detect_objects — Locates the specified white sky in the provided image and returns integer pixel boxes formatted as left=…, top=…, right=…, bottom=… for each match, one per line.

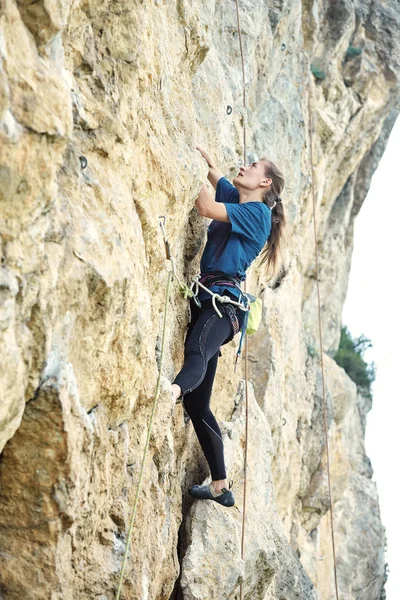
left=342, top=115, right=400, bottom=598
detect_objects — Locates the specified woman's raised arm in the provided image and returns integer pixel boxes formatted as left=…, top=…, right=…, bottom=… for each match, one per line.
left=196, top=145, right=224, bottom=190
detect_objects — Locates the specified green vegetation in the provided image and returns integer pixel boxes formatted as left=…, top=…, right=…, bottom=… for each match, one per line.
left=310, top=64, right=326, bottom=81
left=334, top=326, right=376, bottom=398
left=345, top=45, right=362, bottom=60
left=306, top=343, right=319, bottom=359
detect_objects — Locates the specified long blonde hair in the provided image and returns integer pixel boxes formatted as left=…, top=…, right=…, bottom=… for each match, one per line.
left=258, top=157, right=286, bottom=279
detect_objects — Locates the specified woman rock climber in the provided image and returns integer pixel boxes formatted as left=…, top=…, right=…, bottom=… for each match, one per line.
left=170, top=145, right=286, bottom=507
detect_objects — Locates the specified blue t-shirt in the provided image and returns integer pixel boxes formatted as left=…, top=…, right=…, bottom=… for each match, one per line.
left=198, top=176, right=271, bottom=301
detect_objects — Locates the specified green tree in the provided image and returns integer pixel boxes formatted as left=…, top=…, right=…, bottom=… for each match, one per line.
left=334, top=326, right=376, bottom=398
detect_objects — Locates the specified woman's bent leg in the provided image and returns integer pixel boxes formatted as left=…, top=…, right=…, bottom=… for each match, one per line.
left=172, top=307, right=232, bottom=396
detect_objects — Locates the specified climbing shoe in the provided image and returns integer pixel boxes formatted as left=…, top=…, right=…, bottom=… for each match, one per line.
left=188, top=479, right=235, bottom=507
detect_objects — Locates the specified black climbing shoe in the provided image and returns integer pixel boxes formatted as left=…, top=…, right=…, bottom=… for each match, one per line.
left=188, top=479, right=235, bottom=507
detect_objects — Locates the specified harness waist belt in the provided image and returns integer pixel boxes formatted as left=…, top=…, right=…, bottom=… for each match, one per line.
left=199, top=272, right=242, bottom=292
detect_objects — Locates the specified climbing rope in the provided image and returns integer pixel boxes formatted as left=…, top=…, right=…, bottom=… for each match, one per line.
left=234, top=2, right=339, bottom=599
left=233, top=3, right=249, bottom=600
left=114, top=220, right=176, bottom=600
left=306, top=64, right=340, bottom=600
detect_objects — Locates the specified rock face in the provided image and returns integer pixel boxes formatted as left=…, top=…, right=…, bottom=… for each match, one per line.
left=0, top=0, right=398, bottom=599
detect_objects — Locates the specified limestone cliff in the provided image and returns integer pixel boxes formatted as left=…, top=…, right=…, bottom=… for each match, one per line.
left=0, top=0, right=398, bottom=599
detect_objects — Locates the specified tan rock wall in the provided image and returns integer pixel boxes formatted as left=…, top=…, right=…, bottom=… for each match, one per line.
left=0, top=0, right=398, bottom=598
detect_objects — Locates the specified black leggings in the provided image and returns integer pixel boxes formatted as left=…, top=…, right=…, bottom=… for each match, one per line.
left=172, top=291, right=245, bottom=480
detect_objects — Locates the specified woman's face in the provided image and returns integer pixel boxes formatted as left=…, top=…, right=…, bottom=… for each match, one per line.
left=232, top=161, right=271, bottom=191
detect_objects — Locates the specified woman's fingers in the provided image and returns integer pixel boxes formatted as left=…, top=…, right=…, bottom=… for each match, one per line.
left=196, top=144, right=206, bottom=156
left=196, top=145, right=212, bottom=166
left=196, top=145, right=215, bottom=169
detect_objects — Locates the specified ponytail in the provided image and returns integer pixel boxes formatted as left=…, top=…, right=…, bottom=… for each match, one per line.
left=258, top=157, right=286, bottom=280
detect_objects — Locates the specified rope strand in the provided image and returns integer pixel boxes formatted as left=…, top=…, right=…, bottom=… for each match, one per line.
left=234, top=1, right=339, bottom=598
left=234, top=3, right=249, bottom=599
left=115, top=263, right=173, bottom=599
left=306, top=65, right=340, bottom=600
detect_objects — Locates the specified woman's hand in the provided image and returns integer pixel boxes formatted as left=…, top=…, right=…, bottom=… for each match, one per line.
left=195, top=182, right=213, bottom=215
left=196, top=145, right=224, bottom=190
left=196, top=145, right=215, bottom=168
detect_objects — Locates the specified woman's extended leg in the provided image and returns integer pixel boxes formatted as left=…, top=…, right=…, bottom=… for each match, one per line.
left=172, top=302, right=234, bottom=490
left=181, top=348, right=227, bottom=482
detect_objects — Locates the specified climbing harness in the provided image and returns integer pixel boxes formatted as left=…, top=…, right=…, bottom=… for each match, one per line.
left=190, top=272, right=247, bottom=316
left=191, top=273, right=262, bottom=336
left=188, top=272, right=263, bottom=370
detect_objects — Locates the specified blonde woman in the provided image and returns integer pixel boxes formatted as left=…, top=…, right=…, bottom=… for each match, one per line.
left=171, top=146, right=286, bottom=506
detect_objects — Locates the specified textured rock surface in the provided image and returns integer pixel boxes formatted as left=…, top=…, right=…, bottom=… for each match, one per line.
left=0, top=0, right=398, bottom=598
